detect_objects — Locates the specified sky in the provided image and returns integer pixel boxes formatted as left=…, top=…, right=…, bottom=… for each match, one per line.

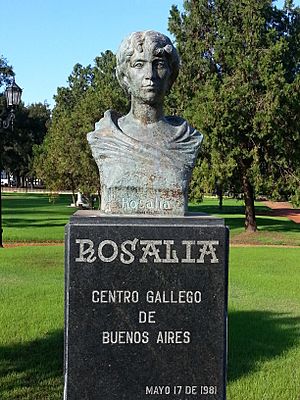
left=0, top=0, right=297, bottom=109
left=0, top=0, right=183, bottom=108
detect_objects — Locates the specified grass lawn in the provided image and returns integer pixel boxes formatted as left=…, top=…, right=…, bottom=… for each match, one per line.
left=190, top=198, right=300, bottom=246
left=2, top=193, right=75, bottom=242
left=2, top=193, right=300, bottom=246
left=227, top=247, right=300, bottom=399
left=0, top=246, right=299, bottom=399
left=0, top=246, right=64, bottom=400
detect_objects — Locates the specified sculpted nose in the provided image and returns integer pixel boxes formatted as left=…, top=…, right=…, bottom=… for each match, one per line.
left=144, top=63, right=155, bottom=80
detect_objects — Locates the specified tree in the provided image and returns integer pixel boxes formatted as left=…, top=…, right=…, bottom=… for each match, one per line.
left=0, top=56, right=14, bottom=135
left=1, top=57, right=15, bottom=184
left=2, top=102, right=51, bottom=186
left=34, top=51, right=129, bottom=205
left=168, top=0, right=300, bottom=231
left=0, top=56, right=13, bottom=88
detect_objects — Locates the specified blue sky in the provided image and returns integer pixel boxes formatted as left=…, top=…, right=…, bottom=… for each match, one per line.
left=0, top=0, right=183, bottom=108
left=0, top=0, right=297, bottom=108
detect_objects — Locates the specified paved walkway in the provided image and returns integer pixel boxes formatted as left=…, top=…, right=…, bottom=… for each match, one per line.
left=262, top=201, right=300, bottom=224
left=3, top=242, right=63, bottom=247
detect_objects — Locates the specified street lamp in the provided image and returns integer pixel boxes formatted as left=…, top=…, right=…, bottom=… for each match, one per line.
left=0, top=79, right=22, bottom=129
left=0, top=78, right=22, bottom=247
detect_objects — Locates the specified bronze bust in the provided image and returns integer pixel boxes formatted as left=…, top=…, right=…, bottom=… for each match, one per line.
left=87, top=31, right=202, bottom=215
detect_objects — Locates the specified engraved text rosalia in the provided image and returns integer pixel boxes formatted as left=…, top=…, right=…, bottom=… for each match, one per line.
left=74, top=238, right=220, bottom=264
left=121, top=197, right=171, bottom=211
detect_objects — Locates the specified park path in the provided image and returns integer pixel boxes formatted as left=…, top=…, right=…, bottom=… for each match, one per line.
left=262, top=200, right=300, bottom=224
left=3, top=242, right=63, bottom=247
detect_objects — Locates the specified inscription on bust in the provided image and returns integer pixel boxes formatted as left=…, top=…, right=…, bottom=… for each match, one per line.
left=122, top=197, right=171, bottom=212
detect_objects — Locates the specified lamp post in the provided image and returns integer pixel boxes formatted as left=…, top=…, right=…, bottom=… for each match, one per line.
left=0, top=78, right=22, bottom=247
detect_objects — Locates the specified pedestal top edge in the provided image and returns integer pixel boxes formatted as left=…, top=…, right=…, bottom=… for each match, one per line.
left=68, top=210, right=225, bottom=226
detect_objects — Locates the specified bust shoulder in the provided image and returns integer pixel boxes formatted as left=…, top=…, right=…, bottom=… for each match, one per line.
left=92, top=110, right=121, bottom=134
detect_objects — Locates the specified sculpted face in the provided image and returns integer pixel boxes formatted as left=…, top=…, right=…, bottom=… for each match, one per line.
left=124, top=44, right=171, bottom=105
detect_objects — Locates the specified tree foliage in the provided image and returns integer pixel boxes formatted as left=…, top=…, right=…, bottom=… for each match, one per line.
left=0, top=56, right=13, bottom=88
left=2, top=102, right=50, bottom=186
left=168, top=0, right=300, bottom=231
left=1, top=57, right=50, bottom=186
left=0, top=56, right=14, bottom=134
left=34, top=51, right=129, bottom=205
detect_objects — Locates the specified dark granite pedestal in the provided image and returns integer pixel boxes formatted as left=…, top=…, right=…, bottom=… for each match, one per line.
left=64, top=212, right=229, bottom=400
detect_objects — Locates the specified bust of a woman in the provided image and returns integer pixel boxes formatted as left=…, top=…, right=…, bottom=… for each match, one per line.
left=87, top=30, right=202, bottom=215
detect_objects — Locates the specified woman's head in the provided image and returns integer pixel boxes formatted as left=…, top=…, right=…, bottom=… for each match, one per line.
left=116, top=30, right=180, bottom=96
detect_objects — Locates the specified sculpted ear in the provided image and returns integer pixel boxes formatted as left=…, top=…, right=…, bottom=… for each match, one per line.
left=123, top=75, right=129, bottom=85
left=123, top=75, right=131, bottom=94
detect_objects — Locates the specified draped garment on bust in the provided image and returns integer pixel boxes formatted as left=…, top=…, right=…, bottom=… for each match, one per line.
left=87, top=110, right=203, bottom=215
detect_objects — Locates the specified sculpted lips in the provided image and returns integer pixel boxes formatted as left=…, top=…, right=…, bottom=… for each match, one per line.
left=142, top=85, right=157, bottom=89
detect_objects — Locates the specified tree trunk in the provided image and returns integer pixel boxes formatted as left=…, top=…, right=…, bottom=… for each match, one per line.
left=16, top=174, right=21, bottom=188
left=217, top=183, right=223, bottom=210
left=71, top=190, right=76, bottom=206
left=242, top=175, right=257, bottom=232
left=97, top=189, right=101, bottom=210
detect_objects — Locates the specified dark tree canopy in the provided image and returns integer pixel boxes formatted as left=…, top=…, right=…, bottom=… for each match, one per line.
left=168, top=0, right=300, bottom=231
left=0, top=56, right=14, bottom=88
left=0, top=56, right=14, bottom=128
left=2, top=102, right=51, bottom=186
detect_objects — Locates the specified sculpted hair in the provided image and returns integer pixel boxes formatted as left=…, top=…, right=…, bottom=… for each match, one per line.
left=116, top=30, right=180, bottom=94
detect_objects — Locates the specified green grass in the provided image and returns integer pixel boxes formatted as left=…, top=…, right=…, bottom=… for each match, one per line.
left=190, top=197, right=300, bottom=246
left=2, top=193, right=300, bottom=245
left=228, top=247, right=300, bottom=400
left=3, top=193, right=299, bottom=245
left=0, top=246, right=64, bottom=400
left=0, top=246, right=299, bottom=399
left=2, top=193, right=75, bottom=242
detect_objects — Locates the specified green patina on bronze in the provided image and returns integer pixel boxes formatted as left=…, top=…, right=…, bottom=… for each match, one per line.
left=88, top=31, right=202, bottom=215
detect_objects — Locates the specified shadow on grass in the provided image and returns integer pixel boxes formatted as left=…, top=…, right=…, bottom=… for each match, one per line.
left=2, top=208, right=75, bottom=215
left=225, top=216, right=299, bottom=233
left=228, top=310, right=299, bottom=382
left=189, top=203, right=268, bottom=215
left=3, top=217, right=71, bottom=228
left=0, top=330, right=63, bottom=399
left=189, top=204, right=299, bottom=232
left=1, top=312, right=298, bottom=397
left=2, top=194, right=72, bottom=210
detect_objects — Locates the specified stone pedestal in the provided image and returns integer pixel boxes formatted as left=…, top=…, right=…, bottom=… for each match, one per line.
left=64, top=212, right=229, bottom=400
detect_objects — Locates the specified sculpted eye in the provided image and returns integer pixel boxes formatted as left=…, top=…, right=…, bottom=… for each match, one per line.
left=133, top=61, right=144, bottom=68
left=156, top=60, right=167, bottom=69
